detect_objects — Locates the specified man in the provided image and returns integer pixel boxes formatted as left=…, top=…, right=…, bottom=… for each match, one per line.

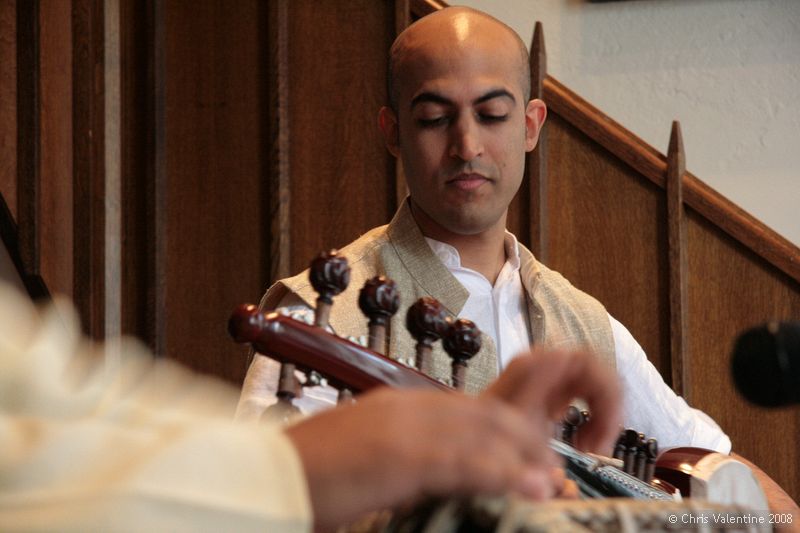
left=237, top=6, right=797, bottom=517
left=238, top=6, right=723, bottom=452
left=0, top=282, right=621, bottom=531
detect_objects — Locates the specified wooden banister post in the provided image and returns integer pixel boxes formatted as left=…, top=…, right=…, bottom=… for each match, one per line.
left=528, top=21, right=548, bottom=261
left=16, top=0, right=40, bottom=281
left=72, top=0, right=107, bottom=341
left=667, top=121, right=689, bottom=399
left=268, top=0, right=291, bottom=283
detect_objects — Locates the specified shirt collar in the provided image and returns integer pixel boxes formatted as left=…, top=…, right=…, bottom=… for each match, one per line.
left=425, top=232, right=521, bottom=272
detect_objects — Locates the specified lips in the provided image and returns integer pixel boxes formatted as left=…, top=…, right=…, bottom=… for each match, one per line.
left=446, top=173, right=490, bottom=191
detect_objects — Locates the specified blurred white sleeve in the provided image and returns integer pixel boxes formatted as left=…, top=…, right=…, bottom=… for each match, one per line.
left=0, top=284, right=312, bottom=533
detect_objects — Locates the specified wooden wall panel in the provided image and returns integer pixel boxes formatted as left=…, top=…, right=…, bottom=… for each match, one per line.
left=0, top=0, right=16, bottom=214
left=114, top=0, right=401, bottom=384
left=160, top=0, right=267, bottom=382
left=38, top=0, right=74, bottom=301
left=686, top=207, right=800, bottom=502
left=287, top=0, right=396, bottom=274
left=542, top=113, right=670, bottom=377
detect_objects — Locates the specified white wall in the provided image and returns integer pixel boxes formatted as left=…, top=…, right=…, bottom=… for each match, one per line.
left=462, top=0, right=800, bottom=246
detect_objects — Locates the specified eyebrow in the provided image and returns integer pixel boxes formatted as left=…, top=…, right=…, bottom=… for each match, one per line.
left=410, top=89, right=516, bottom=110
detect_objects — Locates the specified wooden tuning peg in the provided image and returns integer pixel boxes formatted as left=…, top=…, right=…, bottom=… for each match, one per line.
left=310, top=250, right=352, bottom=401
left=309, top=249, right=350, bottom=328
left=644, top=438, right=658, bottom=483
left=623, top=428, right=639, bottom=474
left=562, top=407, right=591, bottom=447
left=635, top=433, right=649, bottom=480
left=261, top=363, right=302, bottom=424
left=228, top=304, right=302, bottom=423
left=405, top=297, right=448, bottom=375
left=613, top=430, right=626, bottom=461
left=442, top=318, right=481, bottom=391
left=338, top=388, right=356, bottom=406
left=266, top=250, right=349, bottom=420
left=561, top=405, right=582, bottom=445
left=358, top=276, right=400, bottom=353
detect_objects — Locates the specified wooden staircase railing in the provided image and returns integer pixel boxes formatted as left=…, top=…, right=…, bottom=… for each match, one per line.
left=542, top=75, right=800, bottom=283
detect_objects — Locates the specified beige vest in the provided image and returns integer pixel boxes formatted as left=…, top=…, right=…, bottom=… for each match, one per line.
left=261, top=202, right=615, bottom=394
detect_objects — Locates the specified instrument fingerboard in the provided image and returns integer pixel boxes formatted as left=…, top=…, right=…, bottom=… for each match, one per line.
left=551, top=440, right=674, bottom=501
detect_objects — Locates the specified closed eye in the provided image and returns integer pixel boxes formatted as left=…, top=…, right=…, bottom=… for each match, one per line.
left=417, top=116, right=449, bottom=127
left=479, top=114, right=508, bottom=123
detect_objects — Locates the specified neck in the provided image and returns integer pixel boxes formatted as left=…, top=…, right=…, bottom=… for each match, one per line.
left=409, top=201, right=508, bottom=285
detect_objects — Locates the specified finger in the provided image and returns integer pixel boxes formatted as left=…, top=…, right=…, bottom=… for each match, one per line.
left=559, top=478, right=581, bottom=500
left=547, top=467, right=580, bottom=500
left=516, top=467, right=555, bottom=501
left=484, top=350, right=622, bottom=454
left=551, top=354, right=621, bottom=454
left=548, top=465, right=566, bottom=496
left=529, top=351, right=622, bottom=453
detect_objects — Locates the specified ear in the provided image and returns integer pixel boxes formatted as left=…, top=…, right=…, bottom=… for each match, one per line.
left=524, top=99, right=547, bottom=152
left=378, top=106, right=401, bottom=158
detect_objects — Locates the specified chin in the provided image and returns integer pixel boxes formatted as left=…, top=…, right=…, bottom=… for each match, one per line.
left=440, top=213, right=496, bottom=236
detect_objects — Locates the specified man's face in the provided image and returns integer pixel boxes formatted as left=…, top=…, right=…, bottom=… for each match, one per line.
left=381, top=33, right=544, bottom=237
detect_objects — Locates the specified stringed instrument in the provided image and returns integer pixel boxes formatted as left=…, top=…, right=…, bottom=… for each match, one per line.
left=231, top=306, right=672, bottom=501
left=229, top=251, right=769, bottom=531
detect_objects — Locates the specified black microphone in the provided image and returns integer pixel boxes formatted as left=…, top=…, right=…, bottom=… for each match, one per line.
left=731, top=321, right=800, bottom=407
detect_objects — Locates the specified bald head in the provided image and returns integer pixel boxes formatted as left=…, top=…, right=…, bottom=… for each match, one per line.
left=378, top=7, right=547, bottom=239
left=388, top=7, right=531, bottom=110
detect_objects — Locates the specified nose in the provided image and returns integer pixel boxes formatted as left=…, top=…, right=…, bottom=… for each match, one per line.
left=448, top=116, right=483, bottom=162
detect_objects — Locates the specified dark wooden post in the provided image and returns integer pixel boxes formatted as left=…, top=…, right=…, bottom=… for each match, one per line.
left=667, top=121, right=688, bottom=398
left=72, top=0, right=106, bottom=340
left=16, top=0, right=40, bottom=284
left=528, top=21, right=548, bottom=261
left=268, top=0, right=291, bottom=283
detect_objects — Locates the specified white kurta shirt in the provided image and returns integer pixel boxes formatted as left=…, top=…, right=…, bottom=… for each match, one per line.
left=424, top=233, right=731, bottom=454
left=424, top=233, right=530, bottom=371
left=241, top=232, right=732, bottom=455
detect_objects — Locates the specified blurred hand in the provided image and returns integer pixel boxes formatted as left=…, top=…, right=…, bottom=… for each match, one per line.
left=287, top=387, right=557, bottom=531
left=483, top=349, right=622, bottom=456
left=287, top=350, right=622, bottom=531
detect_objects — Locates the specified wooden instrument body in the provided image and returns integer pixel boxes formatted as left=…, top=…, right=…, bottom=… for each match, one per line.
left=657, top=447, right=769, bottom=509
